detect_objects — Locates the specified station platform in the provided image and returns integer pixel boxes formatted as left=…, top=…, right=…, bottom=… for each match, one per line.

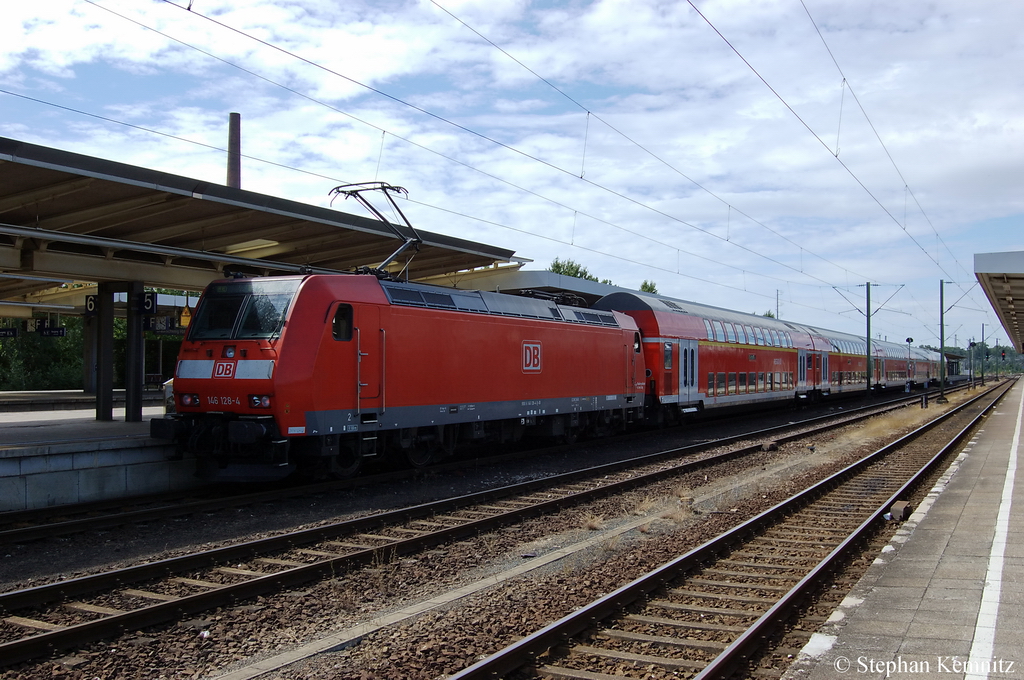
left=0, top=391, right=200, bottom=512
left=0, top=388, right=165, bottom=413
left=784, top=379, right=1024, bottom=680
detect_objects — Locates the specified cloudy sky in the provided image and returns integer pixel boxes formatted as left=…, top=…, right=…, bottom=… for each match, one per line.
left=3, top=0, right=1023, bottom=349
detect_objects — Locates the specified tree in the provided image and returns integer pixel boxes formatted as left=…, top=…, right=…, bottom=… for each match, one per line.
left=0, top=317, right=84, bottom=390
left=640, top=280, right=658, bottom=294
left=762, top=310, right=776, bottom=318
left=549, top=258, right=613, bottom=285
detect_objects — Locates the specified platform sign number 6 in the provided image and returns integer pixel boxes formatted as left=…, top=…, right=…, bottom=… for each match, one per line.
left=522, top=341, right=542, bottom=373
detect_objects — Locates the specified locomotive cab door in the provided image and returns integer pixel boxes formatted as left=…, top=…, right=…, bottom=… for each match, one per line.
left=354, top=305, right=382, bottom=411
left=315, top=303, right=383, bottom=415
left=678, top=339, right=698, bottom=404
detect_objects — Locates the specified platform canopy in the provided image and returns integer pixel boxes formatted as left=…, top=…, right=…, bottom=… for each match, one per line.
left=0, top=136, right=519, bottom=315
left=975, top=251, right=1024, bottom=353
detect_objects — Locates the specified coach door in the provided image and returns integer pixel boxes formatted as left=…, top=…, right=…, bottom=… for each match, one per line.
left=354, top=305, right=382, bottom=412
left=799, top=350, right=823, bottom=389
left=678, top=339, right=698, bottom=403
left=808, top=352, right=822, bottom=389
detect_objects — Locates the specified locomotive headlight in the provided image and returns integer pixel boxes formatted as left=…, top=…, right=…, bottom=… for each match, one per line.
left=223, top=345, right=236, bottom=358
left=249, top=394, right=272, bottom=408
left=179, top=393, right=201, bottom=407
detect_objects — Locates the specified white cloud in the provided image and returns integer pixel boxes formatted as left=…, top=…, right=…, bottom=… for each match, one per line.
left=2, top=0, right=1022, bottom=342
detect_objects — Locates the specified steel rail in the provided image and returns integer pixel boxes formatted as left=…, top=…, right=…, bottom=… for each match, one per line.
left=0, top=385, right=951, bottom=609
left=0, top=385, right=959, bottom=545
left=0, top=383, right=984, bottom=667
left=446, top=379, right=1012, bottom=680
left=694, top=377, right=1014, bottom=679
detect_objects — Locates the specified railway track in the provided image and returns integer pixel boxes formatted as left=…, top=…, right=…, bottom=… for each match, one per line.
left=0, top=384, right=978, bottom=668
left=446, top=379, right=1012, bottom=680
left=0, top=387, right=960, bottom=546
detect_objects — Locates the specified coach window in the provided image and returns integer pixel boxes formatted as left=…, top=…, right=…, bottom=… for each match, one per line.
left=634, top=332, right=642, bottom=353
left=736, top=325, right=747, bottom=344
left=703, top=319, right=714, bottom=341
left=753, top=327, right=765, bottom=345
left=332, top=304, right=353, bottom=341
left=717, top=372, right=727, bottom=396
left=749, top=372, right=756, bottom=392
left=738, top=372, right=747, bottom=393
left=708, top=373, right=715, bottom=395
left=713, top=321, right=726, bottom=342
left=664, top=342, right=673, bottom=369
left=725, top=324, right=737, bottom=343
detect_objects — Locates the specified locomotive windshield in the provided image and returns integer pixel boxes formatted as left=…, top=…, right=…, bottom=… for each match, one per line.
left=188, top=279, right=302, bottom=340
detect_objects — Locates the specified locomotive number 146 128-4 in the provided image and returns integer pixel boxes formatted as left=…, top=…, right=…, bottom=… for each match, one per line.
left=206, top=396, right=242, bottom=406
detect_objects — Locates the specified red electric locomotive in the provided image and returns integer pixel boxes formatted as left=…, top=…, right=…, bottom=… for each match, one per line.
left=151, top=274, right=646, bottom=480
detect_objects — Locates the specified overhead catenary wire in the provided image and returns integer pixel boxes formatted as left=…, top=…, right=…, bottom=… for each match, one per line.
left=798, top=0, right=980, bottom=301
left=0, top=85, right=820, bottom=301
left=428, top=0, right=872, bottom=285
left=68, top=0, right=859, bottom=294
left=151, top=0, right=868, bottom=292
left=0, top=83, right=922, bottom=337
left=11, top=1, right=990, bottom=340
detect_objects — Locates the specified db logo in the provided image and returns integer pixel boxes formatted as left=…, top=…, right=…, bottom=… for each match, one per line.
left=522, top=341, right=542, bottom=373
left=213, top=361, right=235, bottom=378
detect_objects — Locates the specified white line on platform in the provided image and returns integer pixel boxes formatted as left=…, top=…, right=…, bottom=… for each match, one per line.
left=966, top=384, right=1023, bottom=680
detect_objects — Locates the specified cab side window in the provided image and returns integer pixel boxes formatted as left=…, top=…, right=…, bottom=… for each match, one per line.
left=333, top=304, right=353, bottom=341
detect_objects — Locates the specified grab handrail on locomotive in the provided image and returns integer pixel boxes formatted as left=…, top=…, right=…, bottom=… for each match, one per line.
left=150, top=273, right=942, bottom=481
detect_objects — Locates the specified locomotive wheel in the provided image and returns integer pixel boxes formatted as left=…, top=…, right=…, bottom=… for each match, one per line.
left=405, top=445, right=433, bottom=468
left=328, top=443, right=362, bottom=478
left=405, top=425, right=457, bottom=467
left=399, top=428, right=433, bottom=468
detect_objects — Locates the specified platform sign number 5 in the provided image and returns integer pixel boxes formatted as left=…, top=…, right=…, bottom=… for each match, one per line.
left=522, top=341, right=542, bottom=373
